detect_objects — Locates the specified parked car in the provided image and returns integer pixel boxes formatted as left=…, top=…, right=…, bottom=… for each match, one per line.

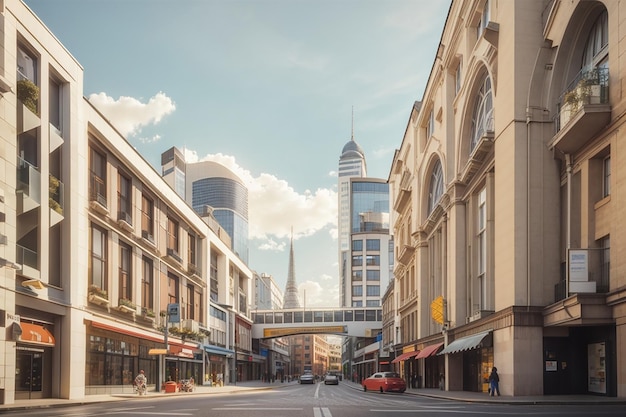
left=299, top=372, right=315, bottom=384
left=362, top=372, right=406, bottom=393
left=324, top=373, right=339, bottom=385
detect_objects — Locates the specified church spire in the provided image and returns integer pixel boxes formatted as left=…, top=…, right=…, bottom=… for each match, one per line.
left=283, top=228, right=301, bottom=309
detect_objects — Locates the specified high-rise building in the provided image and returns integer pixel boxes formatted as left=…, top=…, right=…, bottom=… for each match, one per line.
left=161, top=148, right=249, bottom=263
left=338, top=132, right=367, bottom=307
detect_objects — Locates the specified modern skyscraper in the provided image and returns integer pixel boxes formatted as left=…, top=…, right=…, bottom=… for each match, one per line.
left=282, top=232, right=301, bottom=309
left=161, top=147, right=249, bottom=263
left=338, top=126, right=367, bottom=307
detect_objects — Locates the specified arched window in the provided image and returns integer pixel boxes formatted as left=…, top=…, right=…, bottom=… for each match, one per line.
left=582, top=10, right=608, bottom=71
left=470, top=76, right=493, bottom=152
left=428, top=160, right=443, bottom=215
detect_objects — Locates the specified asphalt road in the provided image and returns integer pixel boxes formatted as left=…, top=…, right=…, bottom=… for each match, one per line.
left=5, top=382, right=626, bottom=417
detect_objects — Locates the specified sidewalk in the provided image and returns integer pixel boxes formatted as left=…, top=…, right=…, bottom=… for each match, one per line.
left=2, top=379, right=625, bottom=412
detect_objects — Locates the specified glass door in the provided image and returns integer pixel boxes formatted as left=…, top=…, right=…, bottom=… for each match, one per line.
left=16, top=351, right=43, bottom=399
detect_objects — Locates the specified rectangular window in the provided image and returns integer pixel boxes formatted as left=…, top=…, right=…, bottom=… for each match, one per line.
left=366, top=270, right=380, bottom=281
left=118, top=173, right=132, bottom=222
left=352, top=286, right=363, bottom=296
left=477, top=188, right=487, bottom=309
left=603, top=156, right=611, bottom=198
left=90, top=223, right=107, bottom=290
left=366, top=239, right=380, bottom=251
left=352, top=240, right=363, bottom=252
left=352, top=270, right=362, bottom=281
left=141, top=194, right=154, bottom=238
left=141, top=256, right=153, bottom=310
left=366, top=255, right=380, bottom=266
left=352, top=255, right=363, bottom=267
left=168, top=273, right=179, bottom=305
left=167, top=216, right=179, bottom=254
left=366, top=285, right=380, bottom=296
left=477, top=0, right=491, bottom=38
left=119, top=242, right=132, bottom=301
left=89, top=146, right=107, bottom=206
left=49, top=76, right=62, bottom=133
left=210, top=252, right=218, bottom=302
left=599, top=236, right=610, bottom=293
left=426, top=109, right=434, bottom=138
left=188, top=234, right=197, bottom=266
left=186, top=284, right=194, bottom=320
left=17, top=46, right=37, bottom=82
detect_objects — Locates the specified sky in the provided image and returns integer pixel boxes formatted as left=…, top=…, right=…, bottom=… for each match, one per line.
left=24, top=0, right=450, bottom=307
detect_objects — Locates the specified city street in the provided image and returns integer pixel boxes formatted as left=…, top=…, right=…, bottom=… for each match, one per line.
left=3, top=382, right=625, bottom=417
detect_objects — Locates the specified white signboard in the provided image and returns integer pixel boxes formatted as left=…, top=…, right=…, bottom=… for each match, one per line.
left=569, top=250, right=588, bottom=282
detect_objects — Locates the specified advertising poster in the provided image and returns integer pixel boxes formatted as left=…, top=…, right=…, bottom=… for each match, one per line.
left=588, top=342, right=606, bottom=394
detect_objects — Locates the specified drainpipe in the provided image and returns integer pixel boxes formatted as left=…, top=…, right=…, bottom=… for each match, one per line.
left=565, top=153, right=572, bottom=297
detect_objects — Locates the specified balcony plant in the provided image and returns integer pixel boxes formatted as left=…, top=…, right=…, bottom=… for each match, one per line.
left=119, top=298, right=137, bottom=309
left=17, top=78, right=39, bottom=115
left=49, top=175, right=63, bottom=214
left=142, top=307, right=156, bottom=318
left=88, top=285, right=108, bottom=300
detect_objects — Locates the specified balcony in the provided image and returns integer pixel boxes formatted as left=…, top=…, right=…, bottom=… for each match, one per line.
left=393, top=170, right=412, bottom=213
left=17, top=157, right=41, bottom=214
left=461, top=131, right=494, bottom=184
left=89, top=172, right=108, bottom=215
left=88, top=286, right=109, bottom=306
left=117, top=211, right=133, bottom=232
left=17, top=79, right=40, bottom=134
left=188, top=262, right=200, bottom=276
left=550, top=67, right=610, bottom=154
left=49, top=174, right=64, bottom=227
left=554, top=247, right=610, bottom=303
left=49, top=123, right=64, bottom=153
left=166, top=247, right=182, bottom=264
left=17, top=244, right=40, bottom=279
left=397, top=244, right=416, bottom=266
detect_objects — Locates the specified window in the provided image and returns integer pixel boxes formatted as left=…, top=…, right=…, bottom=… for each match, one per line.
left=168, top=273, right=179, bottom=305
left=352, top=270, right=363, bottom=281
left=477, top=188, right=487, bottom=310
left=366, top=300, right=380, bottom=307
left=89, top=146, right=107, bottom=206
left=599, top=236, right=610, bottom=293
left=49, top=77, right=62, bottom=133
left=366, top=285, right=380, bottom=297
left=352, top=240, right=363, bottom=252
left=167, top=216, right=179, bottom=254
left=582, top=10, right=608, bottom=71
left=366, top=239, right=380, bottom=251
left=118, top=173, right=132, bottom=221
left=366, top=270, right=380, bottom=281
left=90, top=223, right=107, bottom=290
left=17, top=46, right=37, bottom=82
left=603, top=156, right=610, bottom=198
left=188, top=233, right=197, bottom=266
left=141, top=256, right=153, bottom=310
left=141, top=194, right=154, bottom=238
left=119, top=242, right=132, bottom=301
left=428, top=160, right=444, bottom=214
left=426, top=109, right=434, bottom=138
left=352, top=255, right=363, bottom=267
left=210, top=252, right=218, bottom=302
left=477, top=0, right=490, bottom=39
left=471, top=76, right=494, bottom=151
left=365, top=255, right=380, bottom=266
left=186, top=284, right=194, bottom=320
left=352, top=286, right=363, bottom=297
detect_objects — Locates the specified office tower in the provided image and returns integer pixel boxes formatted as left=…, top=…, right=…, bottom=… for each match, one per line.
left=338, top=131, right=367, bottom=307
left=161, top=147, right=249, bottom=263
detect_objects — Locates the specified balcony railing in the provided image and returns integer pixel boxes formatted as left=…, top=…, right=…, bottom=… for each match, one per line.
left=89, top=171, right=107, bottom=208
left=555, top=67, right=609, bottom=132
left=16, top=244, right=38, bottom=269
left=17, top=157, right=41, bottom=203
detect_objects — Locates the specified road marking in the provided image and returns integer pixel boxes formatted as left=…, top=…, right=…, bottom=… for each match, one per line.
left=212, top=408, right=303, bottom=411
left=315, top=382, right=321, bottom=398
left=313, top=407, right=333, bottom=417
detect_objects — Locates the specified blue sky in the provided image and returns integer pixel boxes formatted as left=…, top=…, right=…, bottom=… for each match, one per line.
left=24, top=0, right=450, bottom=307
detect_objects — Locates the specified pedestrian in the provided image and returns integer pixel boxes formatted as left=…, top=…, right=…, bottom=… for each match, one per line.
left=134, top=370, right=147, bottom=395
left=411, top=373, right=417, bottom=389
left=488, top=367, right=500, bottom=396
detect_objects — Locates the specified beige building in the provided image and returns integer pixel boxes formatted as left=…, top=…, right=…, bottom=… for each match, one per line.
left=388, top=0, right=625, bottom=397
left=0, top=0, right=252, bottom=405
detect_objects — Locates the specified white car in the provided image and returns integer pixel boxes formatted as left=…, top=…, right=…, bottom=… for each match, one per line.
left=299, top=372, right=315, bottom=384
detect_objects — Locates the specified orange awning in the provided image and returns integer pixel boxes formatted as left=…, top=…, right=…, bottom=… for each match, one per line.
left=414, top=342, right=444, bottom=359
left=391, top=350, right=419, bottom=364
left=19, top=322, right=55, bottom=347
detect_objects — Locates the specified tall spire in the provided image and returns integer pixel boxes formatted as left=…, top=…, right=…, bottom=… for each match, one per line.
left=283, top=228, right=301, bottom=309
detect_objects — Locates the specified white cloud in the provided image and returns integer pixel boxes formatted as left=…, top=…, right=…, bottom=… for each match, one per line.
left=298, top=276, right=339, bottom=308
left=182, top=149, right=338, bottom=247
left=139, top=134, right=162, bottom=144
left=88, top=92, right=176, bottom=137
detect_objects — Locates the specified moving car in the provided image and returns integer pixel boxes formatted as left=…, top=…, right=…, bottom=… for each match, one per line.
left=324, top=373, right=339, bottom=385
left=362, top=372, right=406, bottom=393
left=299, top=371, right=315, bottom=384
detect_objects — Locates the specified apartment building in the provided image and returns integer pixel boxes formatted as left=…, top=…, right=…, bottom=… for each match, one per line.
left=388, top=0, right=625, bottom=397
left=0, top=0, right=252, bottom=405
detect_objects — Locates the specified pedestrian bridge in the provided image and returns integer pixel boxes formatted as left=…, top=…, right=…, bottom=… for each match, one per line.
left=251, top=307, right=382, bottom=339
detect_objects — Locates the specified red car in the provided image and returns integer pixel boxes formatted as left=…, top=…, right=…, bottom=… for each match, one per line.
left=362, top=372, right=406, bottom=393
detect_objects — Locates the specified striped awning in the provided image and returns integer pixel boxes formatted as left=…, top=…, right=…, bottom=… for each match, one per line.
left=414, top=342, right=444, bottom=359
left=438, top=331, right=491, bottom=355
left=391, top=350, right=420, bottom=363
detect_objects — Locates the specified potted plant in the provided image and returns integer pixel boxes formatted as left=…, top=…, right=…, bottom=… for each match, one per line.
left=17, top=78, right=39, bottom=115
left=88, top=285, right=109, bottom=305
left=118, top=298, right=136, bottom=313
left=142, top=307, right=156, bottom=318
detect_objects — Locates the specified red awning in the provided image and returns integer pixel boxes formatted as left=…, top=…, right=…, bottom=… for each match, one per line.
left=391, top=350, right=420, bottom=364
left=414, top=342, right=444, bottom=359
left=19, top=322, right=55, bottom=347
left=90, top=321, right=187, bottom=349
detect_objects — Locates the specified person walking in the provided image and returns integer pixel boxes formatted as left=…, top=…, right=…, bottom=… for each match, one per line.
left=135, top=370, right=147, bottom=395
left=488, top=367, right=500, bottom=396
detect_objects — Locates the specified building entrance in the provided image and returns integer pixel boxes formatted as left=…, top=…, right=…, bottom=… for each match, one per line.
left=15, top=349, right=44, bottom=400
